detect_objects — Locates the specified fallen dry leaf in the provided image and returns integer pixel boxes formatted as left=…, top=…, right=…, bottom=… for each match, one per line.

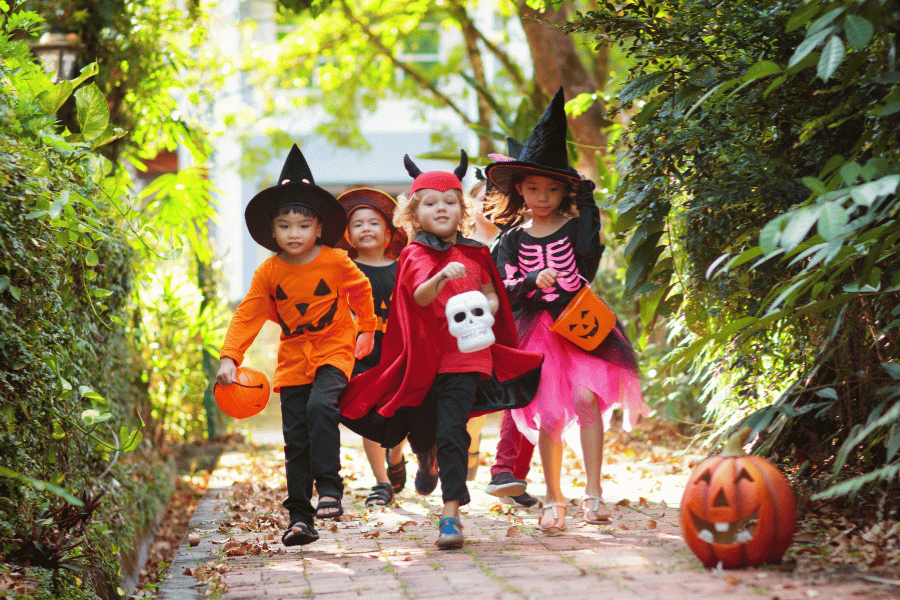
left=506, top=526, right=520, bottom=538
left=647, top=520, right=657, bottom=529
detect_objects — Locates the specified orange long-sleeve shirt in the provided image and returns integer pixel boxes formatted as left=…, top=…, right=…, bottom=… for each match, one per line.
left=220, top=247, right=376, bottom=389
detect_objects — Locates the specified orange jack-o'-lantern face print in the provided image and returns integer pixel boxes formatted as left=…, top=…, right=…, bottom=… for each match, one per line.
left=568, top=309, right=599, bottom=340
left=679, top=428, right=796, bottom=569
left=271, top=278, right=340, bottom=337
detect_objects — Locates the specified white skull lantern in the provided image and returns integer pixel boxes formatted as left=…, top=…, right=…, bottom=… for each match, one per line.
left=445, top=291, right=495, bottom=353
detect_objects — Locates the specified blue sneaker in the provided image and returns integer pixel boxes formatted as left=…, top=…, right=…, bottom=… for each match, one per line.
left=436, top=517, right=464, bottom=549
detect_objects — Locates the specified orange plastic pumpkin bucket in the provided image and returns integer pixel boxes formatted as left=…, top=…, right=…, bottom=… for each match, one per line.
left=550, top=285, right=615, bottom=351
left=214, top=366, right=270, bottom=419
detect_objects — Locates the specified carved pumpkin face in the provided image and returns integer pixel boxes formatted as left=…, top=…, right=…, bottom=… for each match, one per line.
left=550, top=287, right=616, bottom=351
left=680, top=431, right=796, bottom=569
left=214, top=366, right=270, bottom=419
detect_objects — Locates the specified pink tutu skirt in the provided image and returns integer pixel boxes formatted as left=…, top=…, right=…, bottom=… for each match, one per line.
left=512, top=311, right=648, bottom=445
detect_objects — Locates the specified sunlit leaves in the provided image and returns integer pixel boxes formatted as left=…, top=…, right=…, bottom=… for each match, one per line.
left=844, top=15, right=873, bottom=52
left=789, top=27, right=832, bottom=69
left=619, top=71, right=669, bottom=104
left=74, top=85, right=110, bottom=141
left=741, top=61, right=781, bottom=83
left=817, top=202, right=848, bottom=240
left=817, top=35, right=845, bottom=81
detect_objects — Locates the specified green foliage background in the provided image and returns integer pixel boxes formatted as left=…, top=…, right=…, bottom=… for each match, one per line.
left=569, top=0, right=900, bottom=501
left=1, top=2, right=225, bottom=597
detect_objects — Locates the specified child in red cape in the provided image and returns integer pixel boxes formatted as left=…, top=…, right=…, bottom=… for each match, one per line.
left=339, top=151, right=542, bottom=549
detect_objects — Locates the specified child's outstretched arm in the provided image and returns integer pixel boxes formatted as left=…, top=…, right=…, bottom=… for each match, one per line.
left=414, top=261, right=466, bottom=307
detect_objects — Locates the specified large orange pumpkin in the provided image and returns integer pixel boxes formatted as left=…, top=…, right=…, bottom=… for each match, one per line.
left=214, top=366, right=270, bottom=419
left=680, top=427, right=796, bottom=568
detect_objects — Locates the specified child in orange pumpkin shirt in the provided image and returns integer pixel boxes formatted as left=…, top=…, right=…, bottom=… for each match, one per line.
left=217, top=145, right=376, bottom=547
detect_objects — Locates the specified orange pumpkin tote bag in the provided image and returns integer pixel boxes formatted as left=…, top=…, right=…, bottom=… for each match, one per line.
left=549, top=275, right=615, bottom=351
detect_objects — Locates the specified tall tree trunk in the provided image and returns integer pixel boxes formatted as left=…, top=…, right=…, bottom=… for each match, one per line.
left=452, top=2, right=494, bottom=157
left=518, top=1, right=610, bottom=180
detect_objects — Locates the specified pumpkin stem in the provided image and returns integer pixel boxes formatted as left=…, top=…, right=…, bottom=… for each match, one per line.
left=721, top=426, right=752, bottom=457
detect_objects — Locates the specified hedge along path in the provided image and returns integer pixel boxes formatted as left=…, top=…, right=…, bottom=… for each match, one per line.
left=155, top=421, right=895, bottom=600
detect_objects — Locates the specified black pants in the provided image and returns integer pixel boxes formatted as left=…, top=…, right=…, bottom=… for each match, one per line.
left=429, top=372, right=478, bottom=507
left=280, top=365, right=347, bottom=524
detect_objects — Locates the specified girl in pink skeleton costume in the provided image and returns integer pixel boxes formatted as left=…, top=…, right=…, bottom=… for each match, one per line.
left=485, top=88, right=647, bottom=531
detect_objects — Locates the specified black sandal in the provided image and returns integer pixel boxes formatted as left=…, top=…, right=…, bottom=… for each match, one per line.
left=365, top=482, right=395, bottom=507
left=315, top=498, right=344, bottom=519
left=386, top=449, right=407, bottom=493
left=282, top=519, right=319, bottom=547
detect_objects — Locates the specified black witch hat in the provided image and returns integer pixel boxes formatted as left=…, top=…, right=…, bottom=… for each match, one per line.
left=485, top=87, right=579, bottom=189
left=244, top=144, right=347, bottom=252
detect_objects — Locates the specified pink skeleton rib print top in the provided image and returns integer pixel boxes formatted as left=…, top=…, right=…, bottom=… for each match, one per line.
left=496, top=218, right=603, bottom=318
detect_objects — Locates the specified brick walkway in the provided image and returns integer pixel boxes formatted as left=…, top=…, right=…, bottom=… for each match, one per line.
left=156, top=420, right=892, bottom=600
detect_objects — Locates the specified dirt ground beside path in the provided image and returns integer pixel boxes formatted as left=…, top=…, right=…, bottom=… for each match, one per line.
left=155, top=417, right=898, bottom=600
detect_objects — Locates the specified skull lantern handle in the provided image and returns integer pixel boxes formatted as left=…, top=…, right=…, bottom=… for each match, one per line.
left=445, top=290, right=495, bottom=353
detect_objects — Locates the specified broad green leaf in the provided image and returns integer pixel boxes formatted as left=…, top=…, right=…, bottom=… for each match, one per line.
left=619, top=71, right=669, bottom=104
left=839, top=161, right=861, bottom=185
left=687, top=66, right=719, bottom=87
left=887, top=425, right=900, bottom=463
left=802, top=176, right=827, bottom=194
left=625, top=238, right=664, bottom=294
left=90, top=125, right=127, bottom=151
left=0, top=275, right=8, bottom=295
left=741, top=60, right=781, bottom=82
left=74, top=84, right=110, bottom=141
left=844, top=15, right=873, bottom=52
left=787, top=0, right=823, bottom=32
left=817, top=35, right=845, bottom=82
left=807, top=7, right=846, bottom=37
left=816, top=387, right=839, bottom=400
left=726, top=247, right=764, bottom=272
left=54, top=80, right=74, bottom=114
left=85, top=250, right=99, bottom=266
left=759, top=216, right=786, bottom=254
left=71, top=62, right=100, bottom=89
left=817, top=202, right=848, bottom=240
left=870, top=89, right=900, bottom=117
left=789, top=28, right=833, bottom=69
left=871, top=101, right=900, bottom=117
left=819, top=154, right=845, bottom=178
left=780, top=207, right=821, bottom=252
left=849, top=175, right=900, bottom=206
left=81, top=409, right=112, bottom=426
left=48, top=190, right=70, bottom=219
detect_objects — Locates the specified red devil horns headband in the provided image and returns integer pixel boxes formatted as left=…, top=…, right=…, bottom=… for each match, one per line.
left=404, top=150, right=468, bottom=195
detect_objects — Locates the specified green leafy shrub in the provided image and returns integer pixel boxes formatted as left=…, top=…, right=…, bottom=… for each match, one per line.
left=568, top=0, right=900, bottom=501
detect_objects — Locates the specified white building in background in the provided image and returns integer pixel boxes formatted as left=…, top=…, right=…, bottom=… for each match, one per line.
left=207, top=0, right=530, bottom=302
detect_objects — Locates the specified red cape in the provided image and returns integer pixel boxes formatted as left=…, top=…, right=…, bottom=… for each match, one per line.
left=339, top=234, right=542, bottom=446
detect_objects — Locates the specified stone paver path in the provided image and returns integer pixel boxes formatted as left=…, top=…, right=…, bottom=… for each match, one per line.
left=157, top=418, right=894, bottom=600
